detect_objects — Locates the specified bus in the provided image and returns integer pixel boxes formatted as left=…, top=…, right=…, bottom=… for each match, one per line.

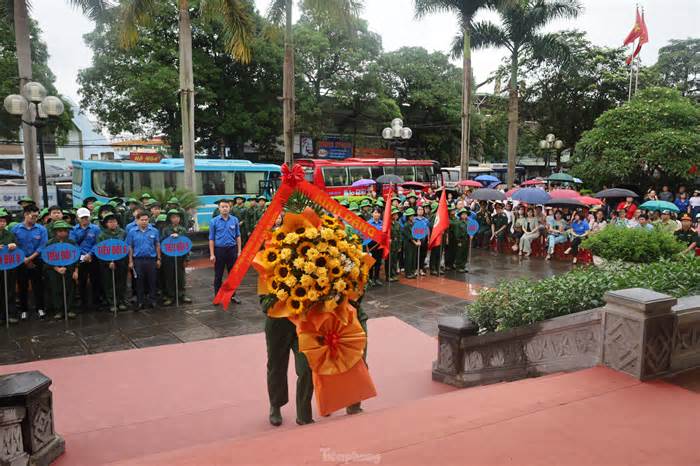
left=296, top=158, right=441, bottom=196
left=72, top=159, right=281, bottom=227
left=441, top=163, right=526, bottom=187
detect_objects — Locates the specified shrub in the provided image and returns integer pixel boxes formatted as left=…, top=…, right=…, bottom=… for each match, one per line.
left=128, top=187, right=200, bottom=211
left=466, top=256, right=700, bottom=332
left=581, top=225, right=685, bottom=263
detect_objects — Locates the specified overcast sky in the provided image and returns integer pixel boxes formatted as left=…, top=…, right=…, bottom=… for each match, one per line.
left=30, top=0, right=699, bottom=108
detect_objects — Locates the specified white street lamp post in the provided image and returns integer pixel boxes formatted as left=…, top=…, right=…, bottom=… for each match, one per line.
left=382, top=118, right=412, bottom=175
left=539, top=133, right=563, bottom=171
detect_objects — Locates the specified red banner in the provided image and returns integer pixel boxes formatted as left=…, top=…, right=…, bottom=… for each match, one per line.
left=129, top=152, right=162, bottom=163
left=213, top=163, right=386, bottom=309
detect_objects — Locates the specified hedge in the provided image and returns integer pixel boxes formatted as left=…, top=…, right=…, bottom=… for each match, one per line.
left=581, top=225, right=685, bottom=263
left=466, top=257, right=700, bottom=332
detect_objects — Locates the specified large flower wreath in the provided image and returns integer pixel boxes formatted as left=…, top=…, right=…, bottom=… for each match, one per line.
left=253, top=206, right=377, bottom=414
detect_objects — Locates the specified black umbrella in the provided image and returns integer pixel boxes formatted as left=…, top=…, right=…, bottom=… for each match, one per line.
left=470, top=188, right=506, bottom=201
left=435, top=186, right=459, bottom=194
left=545, top=199, right=586, bottom=209
left=376, top=174, right=404, bottom=184
left=594, top=188, right=639, bottom=199
left=401, top=181, right=426, bottom=190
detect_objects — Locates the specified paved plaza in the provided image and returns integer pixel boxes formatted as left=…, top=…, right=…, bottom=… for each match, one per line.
left=0, top=250, right=571, bottom=365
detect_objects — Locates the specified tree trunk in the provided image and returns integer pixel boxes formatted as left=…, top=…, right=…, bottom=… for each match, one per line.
left=282, top=0, right=295, bottom=166
left=506, top=53, right=519, bottom=188
left=178, top=0, right=196, bottom=192
left=459, top=27, right=471, bottom=180
left=14, top=0, right=39, bottom=203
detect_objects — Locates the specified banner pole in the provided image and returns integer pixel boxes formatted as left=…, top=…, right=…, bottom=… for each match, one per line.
left=438, top=241, right=444, bottom=276
left=174, top=257, right=179, bottom=308
left=4, top=270, right=8, bottom=328
left=467, top=236, right=473, bottom=273
left=112, top=267, right=117, bottom=317
left=416, top=243, right=420, bottom=279
left=628, top=43, right=635, bottom=101
left=62, top=275, right=68, bottom=322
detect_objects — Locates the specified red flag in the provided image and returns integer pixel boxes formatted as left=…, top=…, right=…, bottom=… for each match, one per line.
left=623, top=8, right=643, bottom=46
left=625, top=9, right=649, bottom=65
left=428, top=189, right=449, bottom=250
left=380, top=191, right=393, bottom=259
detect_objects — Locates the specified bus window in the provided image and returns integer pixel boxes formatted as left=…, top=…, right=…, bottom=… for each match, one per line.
left=131, top=172, right=152, bottom=192
left=233, top=171, right=266, bottom=194
left=93, top=170, right=125, bottom=197
left=395, top=166, right=415, bottom=182
left=199, top=172, right=227, bottom=196
left=348, top=166, right=371, bottom=183
left=302, top=167, right=313, bottom=182
left=321, top=167, right=349, bottom=186
left=73, top=167, right=83, bottom=187
left=415, top=166, right=432, bottom=182
left=370, top=166, right=383, bottom=179
left=163, top=171, right=184, bottom=189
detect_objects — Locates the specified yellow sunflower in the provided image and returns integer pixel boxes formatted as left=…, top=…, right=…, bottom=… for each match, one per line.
left=296, top=241, right=315, bottom=258
left=306, top=247, right=320, bottom=261
left=335, top=229, right=347, bottom=239
left=270, top=228, right=287, bottom=244
left=314, top=280, right=331, bottom=295
left=316, top=241, right=329, bottom=252
left=329, top=263, right=343, bottom=279
left=307, top=289, right=320, bottom=302
left=316, top=266, right=328, bottom=277
left=321, top=228, right=336, bottom=240
left=313, top=255, right=329, bottom=270
left=291, top=285, right=309, bottom=301
left=316, top=275, right=329, bottom=288
left=289, top=299, right=306, bottom=315
left=321, top=215, right=336, bottom=228
left=274, top=263, right=291, bottom=281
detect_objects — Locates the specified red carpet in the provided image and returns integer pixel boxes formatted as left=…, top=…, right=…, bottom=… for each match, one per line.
left=0, top=317, right=453, bottom=466
left=114, top=367, right=700, bottom=466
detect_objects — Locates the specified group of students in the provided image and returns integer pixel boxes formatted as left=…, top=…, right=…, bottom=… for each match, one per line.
left=0, top=193, right=192, bottom=325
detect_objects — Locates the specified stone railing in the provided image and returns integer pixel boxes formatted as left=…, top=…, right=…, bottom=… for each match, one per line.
left=434, top=288, right=700, bottom=388
left=0, top=371, right=64, bottom=466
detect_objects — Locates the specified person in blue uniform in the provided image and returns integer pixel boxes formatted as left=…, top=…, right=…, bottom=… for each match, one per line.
left=126, top=211, right=162, bottom=310
left=12, top=205, right=48, bottom=320
left=209, top=199, right=242, bottom=304
left=366, top=208, right=384, bottom=287
left=71, top=207, right=103, bottom=311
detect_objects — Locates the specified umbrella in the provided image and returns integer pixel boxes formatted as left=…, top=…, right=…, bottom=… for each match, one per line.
left=457, top=179, right=482, bottom=188
left=594, top=188, right=639, bottom=199
left=470, top=188, right=506, bottom=201
left=376, top=174, right=403, bottom=184
left=545, top=199, right=586, bottom=209
left=547, top=173, right=575, bottom=183
left=474, top=174, right=500, bottom=183
left=639, top=200, right=680, bottom=213
left=579, top=196, right=603, bottom=206
left=0, top=169, right=23, bottom=179
left=401, top=181, right=425, bottom=190
left=521, top=178, right=546, bottom=186
left=573, top=177, right=583, bottom=184
left=549, top=189, right=581, bottom=199
left=511, top=188, right=552, bottom=205
left=504, top=187, right=520, bottom=198
left=351, top=179, right=376, bottom=187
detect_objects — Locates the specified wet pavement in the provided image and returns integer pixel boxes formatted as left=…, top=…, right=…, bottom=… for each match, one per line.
left=0, top=249, right=573, bottom=365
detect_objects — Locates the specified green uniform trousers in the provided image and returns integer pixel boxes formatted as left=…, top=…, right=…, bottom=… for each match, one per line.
left=45, top=268, right=74, bottom=315
left=454, top=240, right=469, bottom=271
left=100, top=259, right=128, bottom=308
left=403, top=241, right=417, bottom=276
left=162, top=255, right=186, bottom=300
left=265, top=316, right=313, bottom=422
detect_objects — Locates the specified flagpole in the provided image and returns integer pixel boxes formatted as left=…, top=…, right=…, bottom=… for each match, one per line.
left=628, top=43, right=635, bottom=101
left=634, top=56, right=640, bottom=94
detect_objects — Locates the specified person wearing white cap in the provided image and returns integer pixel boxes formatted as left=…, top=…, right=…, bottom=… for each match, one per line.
left=70, top=207, right=103, bottom=311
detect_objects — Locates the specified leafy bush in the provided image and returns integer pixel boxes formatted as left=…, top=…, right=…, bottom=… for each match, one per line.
left=128, top=187, right=200, bottom=210
left=466, top=256, right=700, bottom=332
left=581, top=225, right=685, bottom=263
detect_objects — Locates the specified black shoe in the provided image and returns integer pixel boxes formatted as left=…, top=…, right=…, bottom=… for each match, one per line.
left=346, top=403, right=363, bottom=415
left=374, top=279, right=383, bottom=286
left=269, top=406, right=282, bottom=426
left=149, top=302, right=156, bottom=309
left=231, top=296, right=241, bottom=305
left=8, top=317, right=19, bottom=325
left=20, top=311, right=28, bottom=321
left=296, top=417, right=315, bottom=426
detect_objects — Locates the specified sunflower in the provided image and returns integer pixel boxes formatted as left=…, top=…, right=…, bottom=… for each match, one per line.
left=337, top=240, right=350, bottom=252
left=316, top=275, right=329, bottom=288
left=314, top=280, right=331, bottom=295
left=306, top=247, right=320, bottom=261
left=321, top=215, right=336, bottom=228
left=289, top=299, right=305, bottom=315
left=270, top=228, right=286, bottom=244
left=313, top=255, right=329, bottom=270
left=316, top=266, right=328, bottom=278
left=291, top=285, right=309, bottom=301
left=329, top=263, right=343, bottom=279
left=307, top=289, right=320, bottom=302
left=328, top=246, right=340, bottom=257
left=262, top=249, right=280, bottom=267
left=279, top=212, right=316, bottom=235
left=348, top=266, right=360, bottom=280
left=274, top=263, right=291, bottom=281
left=266, top=275, right=281, bottom=292
left=296, top=241, right=315, bottom=258
left=316, top=241, right=329, bottom=252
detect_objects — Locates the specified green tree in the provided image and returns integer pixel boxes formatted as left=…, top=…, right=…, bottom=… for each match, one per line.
left=654, top=38, right=699, bottom=99
left=520, top=31, right=630, bottom=167
left=572, top=87, right=700, bottom=190
left=469, top=0, right=581, bottom=186
left=414, top=0, right=509, bottom=181
left=378, top=47, right=461, bottom=166
left=267, top=0, right=364, bottom=165
left=79, top=3, right=283, bottom=157
left=117, top=0, right=256, bottom=192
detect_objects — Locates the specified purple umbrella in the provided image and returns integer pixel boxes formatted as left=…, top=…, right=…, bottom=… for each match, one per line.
left=351, top=179, right=376, bottom=187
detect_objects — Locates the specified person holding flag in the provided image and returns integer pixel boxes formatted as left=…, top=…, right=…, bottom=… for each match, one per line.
left=428, top=190, right=450, bottom=275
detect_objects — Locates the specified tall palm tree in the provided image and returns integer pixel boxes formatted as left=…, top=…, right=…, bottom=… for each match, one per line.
left=2, top=0, right=107, bottom=202
left=267, top=0, right=363, bottom=166
left=118, top=0, right=254, bottom=192
left=415, top=0, right=508, bottom=181
left=470, top=0, right=580, bottom=186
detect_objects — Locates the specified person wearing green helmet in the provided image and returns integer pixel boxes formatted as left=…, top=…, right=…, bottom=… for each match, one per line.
left=148, top=202, right=163, bottom=226
left=401, top=208, right=418, bottom=278
left=359, top=198, right=372, bottom=220
left=97, top=213, right=129, bottom=312
left=231, top=196, right=247, bottom=245
left=339, top=198, right=350, bottom=208
left=453, top=208, right=471, bottom=273
left=44, top=220, right=79, bottom=320
left=39, top=207, right=50, bottom=225
left=0, top=208, right=19, bottom=324
left=161, top=209, right=191, bottom=305
left=82, top=196, right=98, bottom=212
left=406, top=191, right=418, bottom=209
left=15, top=197, right=36, bottom=223
left=348, top=202, right=360, bottom=213
left=385, top=207, right=402, bottom=283
left=166, top=196, right=180, bottom=208
left=139, top=193, right=152, bottom=203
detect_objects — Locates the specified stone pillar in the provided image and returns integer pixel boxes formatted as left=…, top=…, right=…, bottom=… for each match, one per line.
left=0, top=372, right=64, bottom=466
left=602, top=288, right=677, bottom=380
left=432, top=316, right=478, bottom=386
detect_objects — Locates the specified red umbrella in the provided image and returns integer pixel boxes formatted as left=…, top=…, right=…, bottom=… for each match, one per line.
left=579, top=196, right=603, bottom=206
left=505, top=187, right=520, bottom=198
left=521, top=178, right=545, bottom=186
left=457, top=179, right=482, bottom=188
left=549, top=189, right=581, bottom=199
